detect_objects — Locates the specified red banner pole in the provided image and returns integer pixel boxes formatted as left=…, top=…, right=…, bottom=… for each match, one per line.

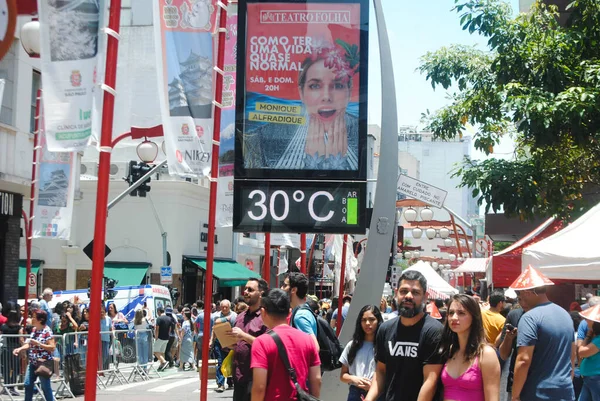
left=85, top=3, right=122, bottom=401
left=336, top=234, right=348, bottom=336
left=263, top=233, right=271, bottom=286
left=200, top=2, right=228, bottom=400
left=300, top=233, right=307, bottom=274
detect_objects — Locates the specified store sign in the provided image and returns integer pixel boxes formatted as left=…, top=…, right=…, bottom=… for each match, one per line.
left=233, top=0, right=369, bottom=233
left=160, top=266, right=173, bottom=285
left=0, top=191, right=16, bottom=216
left=397, top=175, right=448, bottom=208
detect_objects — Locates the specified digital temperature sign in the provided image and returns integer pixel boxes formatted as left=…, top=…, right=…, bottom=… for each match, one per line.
left=233, top=181, right=366, bottom=233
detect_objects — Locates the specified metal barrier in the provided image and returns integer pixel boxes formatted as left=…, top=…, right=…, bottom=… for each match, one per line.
left=1, top=328, right=163, bottom=399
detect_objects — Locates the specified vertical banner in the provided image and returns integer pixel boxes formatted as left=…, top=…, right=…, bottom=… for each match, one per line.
left=216, top=11, right=238, bottom=227
left=154, top=0, right=219, bottom=177
left=33, top=110, right=77, bottom=240
left=37, top=0, right=103, bottom=152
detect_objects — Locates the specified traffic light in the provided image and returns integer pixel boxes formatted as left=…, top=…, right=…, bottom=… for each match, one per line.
left=137, top=163, right=152, bottom=197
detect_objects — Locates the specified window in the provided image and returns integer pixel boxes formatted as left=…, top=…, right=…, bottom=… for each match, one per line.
left=30, top=70, right=41, bottom=133
left=0, top=41, right=16, bottom=126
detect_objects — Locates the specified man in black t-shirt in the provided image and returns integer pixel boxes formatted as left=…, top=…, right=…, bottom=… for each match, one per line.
left=365, top=270, right=444, bottom=401
left=154, top=307, right=172, bottom=371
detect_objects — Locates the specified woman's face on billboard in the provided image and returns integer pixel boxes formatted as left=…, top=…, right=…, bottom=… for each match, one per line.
left=300, top=59, right=351, bottom=130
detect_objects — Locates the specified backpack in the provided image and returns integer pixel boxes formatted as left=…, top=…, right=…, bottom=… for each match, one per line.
left=291, top=304, right=343, bottom=371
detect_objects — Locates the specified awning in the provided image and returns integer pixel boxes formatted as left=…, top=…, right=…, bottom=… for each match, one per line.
left=454, top=257, right=490, bottom=274
left=104, top=262, right=151, bottom=287
left=18, top=260, right=43, bottom=286
left=185, top=257, right=261, bottom=287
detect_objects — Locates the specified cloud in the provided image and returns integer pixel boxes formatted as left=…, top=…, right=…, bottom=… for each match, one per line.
left=221, top=122, right=235, bottom=139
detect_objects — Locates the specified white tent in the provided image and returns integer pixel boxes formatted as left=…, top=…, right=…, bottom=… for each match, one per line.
left=404, top=261, right=458, bottom=296
left=454, top=257, right=490, bottom=274
left=522, top=202, right=600, bottom=280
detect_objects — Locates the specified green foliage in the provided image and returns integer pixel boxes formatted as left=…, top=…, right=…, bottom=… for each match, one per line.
left=493, top=241, right=514, bottom=252
left=419, top=0, right=600, bottom=221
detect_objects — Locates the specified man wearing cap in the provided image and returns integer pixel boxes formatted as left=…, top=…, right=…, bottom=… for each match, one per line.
left=510, top=266, right=575, bottom=401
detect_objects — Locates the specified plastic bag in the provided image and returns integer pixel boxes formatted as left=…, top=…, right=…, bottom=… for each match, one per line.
left=220, top=350, right=234, bottom=377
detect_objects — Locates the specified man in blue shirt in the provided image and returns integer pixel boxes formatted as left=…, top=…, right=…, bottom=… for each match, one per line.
left=39, top=288, right=53, bottom=316
left=330, top=295, right=352, bottom=330
left=511, top=266, right=575, bottom=401
left=281, top=272, right=319, bottom=350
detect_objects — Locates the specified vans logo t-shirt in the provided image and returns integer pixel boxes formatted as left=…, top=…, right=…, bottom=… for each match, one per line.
left=388, top=341, right=419, bottom=358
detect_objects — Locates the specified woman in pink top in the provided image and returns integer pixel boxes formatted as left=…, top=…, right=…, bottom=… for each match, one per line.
left=440, top=294, right=500, bottom=401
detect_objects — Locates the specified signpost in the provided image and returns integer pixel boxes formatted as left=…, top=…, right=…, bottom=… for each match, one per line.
left=397, top=175, right=448, bottom=208
left=160, top=266, right=173, bottom=285
left=27, top=272, right=37, bottom=299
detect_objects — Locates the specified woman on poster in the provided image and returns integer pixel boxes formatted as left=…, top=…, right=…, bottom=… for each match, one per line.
left=244, top=41, right=360, bottom=171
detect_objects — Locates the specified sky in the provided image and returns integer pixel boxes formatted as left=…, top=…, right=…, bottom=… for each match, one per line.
left=368, top=0, right=521, bottom=161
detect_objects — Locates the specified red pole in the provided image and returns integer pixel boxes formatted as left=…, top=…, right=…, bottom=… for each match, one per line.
left=23, top=88, right=41, bottom=324
left=85, top=3, right=122, bottom=401
left=200, top=3, right=228, bottom=400
left=336, top=234, right=348, bottom=336
left=300, top=233, right=307, bottom=274
left=263, top=233, right=271, bottom=286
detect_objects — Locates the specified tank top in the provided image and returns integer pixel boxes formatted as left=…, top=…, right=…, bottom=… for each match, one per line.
left=441, top=356, right=484, bottom=401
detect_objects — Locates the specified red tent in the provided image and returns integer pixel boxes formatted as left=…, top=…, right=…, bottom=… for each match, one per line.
left=492, top=217, right=563, bottom=287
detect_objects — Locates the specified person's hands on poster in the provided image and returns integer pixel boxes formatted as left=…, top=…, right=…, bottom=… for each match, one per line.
left=305, top=114, right=327, bottom=157
left=327, top=109, right=348, bottom=158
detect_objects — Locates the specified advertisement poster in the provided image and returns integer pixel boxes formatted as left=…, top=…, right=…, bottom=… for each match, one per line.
left=216, top=11, right=238, bottom=227
left=38, top=0, right=104, bottom=152
left=235, top=1, right=368, bottom=179
left=154, top=0, right=219, bottom=177
left=33, top=106, right=77, bottom=240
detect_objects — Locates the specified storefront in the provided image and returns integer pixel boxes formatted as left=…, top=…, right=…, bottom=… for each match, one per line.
left=0, top=190, right=23, bottom=303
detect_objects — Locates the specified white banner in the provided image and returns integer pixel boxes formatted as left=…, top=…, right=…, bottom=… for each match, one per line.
left=216, top=10, right=237, bottom=227
left=37, top=0, right=104, bottom=152
left=33, top=125, right=77, bottom=240
left=153, top=0, right=219, bottom=177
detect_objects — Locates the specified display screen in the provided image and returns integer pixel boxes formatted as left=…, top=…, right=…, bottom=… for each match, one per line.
left=233, top=180, right=366, bottom=233
left=234, top=0, right=369, bottom=181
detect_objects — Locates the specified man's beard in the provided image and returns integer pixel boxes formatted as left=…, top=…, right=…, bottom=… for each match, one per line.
left=399, top=301, right=423, bottom=318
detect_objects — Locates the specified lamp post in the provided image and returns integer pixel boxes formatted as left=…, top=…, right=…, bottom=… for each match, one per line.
left=136, top=139, right=159, bottom=163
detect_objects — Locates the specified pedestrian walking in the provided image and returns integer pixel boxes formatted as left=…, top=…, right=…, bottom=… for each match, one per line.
left=482, top=289, right=506, bottom=347
left=100, top=304, right=112, bottom=371
left=133, top=309, right=151, bottom=370
left=364, top=270, right=444, bottom=401
left=577, top=304, right=600, bottom=401
left=250, top=289, right=321, bottom=401
left=164, top=307, right=178, bottom=368
left=12, top=310, right=55, bottom=401
left=339, top=305, right=383, bottom=401
left=179, top=309, right=195, bottom=371
left=282, top=272, right=319, bottom=348
left=331, top=295, right=352, bottom=330
left=440, top=294, right=500, bottom=401
left=210, top=299, right=237, bottom=392
left=0, top=308, right=23, bottom=397
left=154, top=307, right=170, bottom=371
left=498, top=304, right=525, bottom=401
left=510, top=265, right=575, bottom=401
left=229, top=278, right=268, bottom=401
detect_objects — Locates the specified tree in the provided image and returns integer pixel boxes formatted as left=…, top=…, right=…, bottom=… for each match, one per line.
left=418, top=0, right=600, bottom=221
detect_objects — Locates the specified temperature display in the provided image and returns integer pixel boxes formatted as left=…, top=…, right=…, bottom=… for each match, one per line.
left=233, top=181, right=366, bottom=233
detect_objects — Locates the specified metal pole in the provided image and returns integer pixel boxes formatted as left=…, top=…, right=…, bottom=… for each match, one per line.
left=336, top=234, right=348, bottom=336
left=86, top=3, right=122, bottom=401
left=107, top=159, right=167, bottom=210
left=200, top=3, right=228, bottom=400
left=24, top=88, right=41, bottom=323
left=300, top=233, right=307, bottom=274
left=263, top=233, right=271, bottom=286
left=147, top=193, right=168, bottom=266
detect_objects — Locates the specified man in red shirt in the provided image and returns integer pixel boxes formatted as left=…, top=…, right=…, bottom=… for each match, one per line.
left=251, top=289, right=321, bottom=401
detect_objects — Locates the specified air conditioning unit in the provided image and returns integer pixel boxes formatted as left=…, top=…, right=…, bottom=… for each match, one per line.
left=109, top=162, right=129, bottom=180
left=80, top=162, right=98, bottom=177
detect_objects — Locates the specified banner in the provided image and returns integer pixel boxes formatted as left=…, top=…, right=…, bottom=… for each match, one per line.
left=38, top=0, right=103, bottom=152
left=235, top=1, right=367, bottom=180
left=154, top=0, right=219, bottom=177
left=216, top=11, right=238, bottom=227
left=33, top=109, right=77, bottom=240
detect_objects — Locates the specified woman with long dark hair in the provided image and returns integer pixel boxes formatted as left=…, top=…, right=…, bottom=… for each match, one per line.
left=339, top=305, right=384, bottom=401
left=440, top=294, right=500, bottom=401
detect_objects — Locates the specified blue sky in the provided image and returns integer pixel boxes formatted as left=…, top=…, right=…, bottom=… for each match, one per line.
left=368, top=0, right=520, bottom=160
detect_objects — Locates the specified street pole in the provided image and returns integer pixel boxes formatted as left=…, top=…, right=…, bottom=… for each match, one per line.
left=336, top=234, right=348, bottom=336
left=200, top=2, right=228, bottom=400
left=107, top=159, right=167, bottom=210
left=23, top=88, right=41, bottom=324
left=85, top=3, right=122, bottom=401
left=300, top=233, right=307, bottom=274
left=263, top=233, right=271, bottom=286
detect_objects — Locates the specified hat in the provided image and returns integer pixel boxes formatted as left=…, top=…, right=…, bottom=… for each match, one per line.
left=509, top=265, right=554, bottom=291
left=426, top=302, right=442, bottom=320
left=579, top=304, right=600, bottom=324
left=165, top=307, right=173, bottom=314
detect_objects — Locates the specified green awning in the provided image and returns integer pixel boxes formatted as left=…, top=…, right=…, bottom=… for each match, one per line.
left=186, top=258, right=261, bottom=288
left=18, top=260, right=42, bottom=286
left=104, top=262, right=151, bottom=287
